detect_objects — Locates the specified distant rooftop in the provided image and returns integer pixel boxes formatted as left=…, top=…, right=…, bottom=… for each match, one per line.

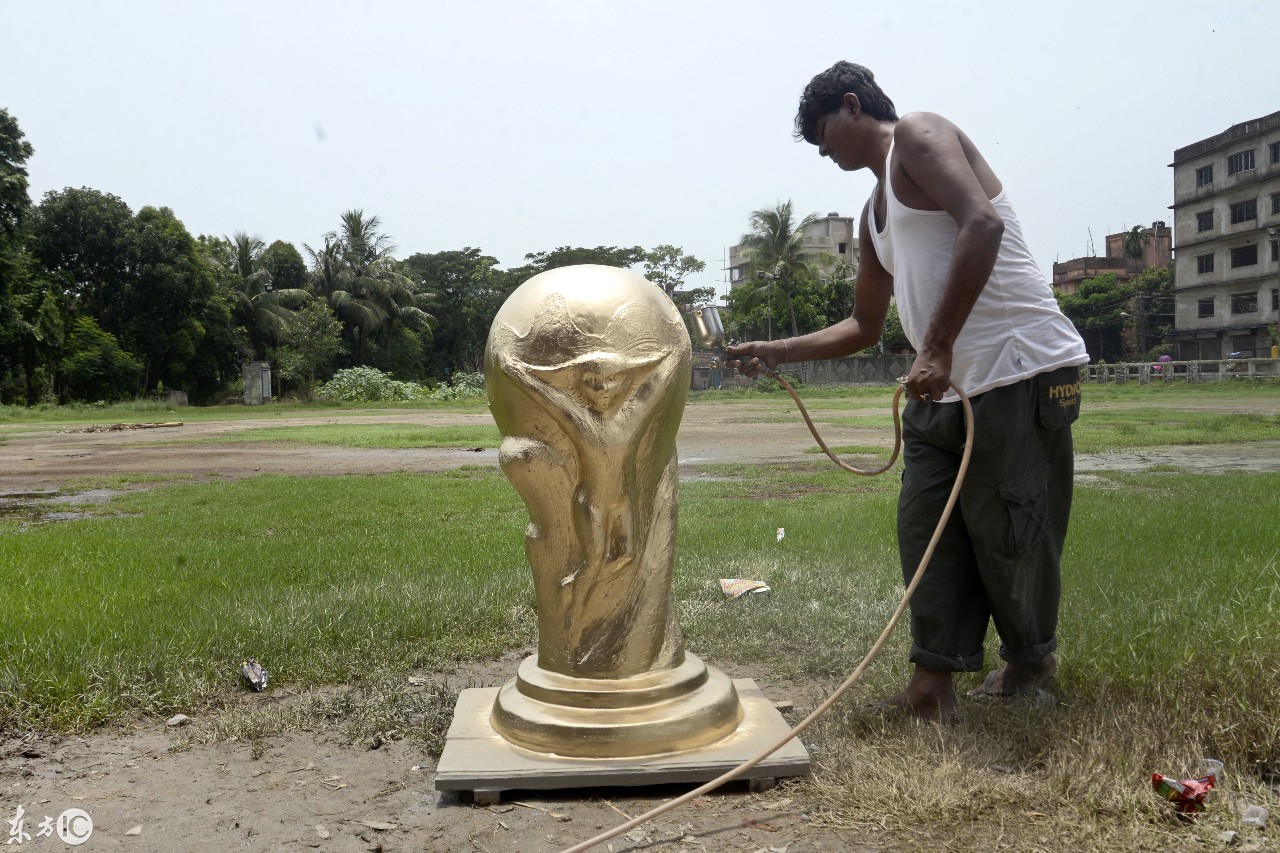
left=1171, top=109, right=1280, bottom=165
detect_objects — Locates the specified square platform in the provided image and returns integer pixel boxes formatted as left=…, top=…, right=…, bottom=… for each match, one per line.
left=434, top=678, right=810, bottom=801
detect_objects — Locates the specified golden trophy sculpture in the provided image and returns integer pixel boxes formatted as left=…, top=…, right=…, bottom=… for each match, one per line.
left=434, top=265, right=808, bottom=802
left=483, top=265, right=741, bottom=757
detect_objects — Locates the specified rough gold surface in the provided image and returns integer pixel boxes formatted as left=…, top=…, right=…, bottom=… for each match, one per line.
left=483, top=265, right=743, bottom=757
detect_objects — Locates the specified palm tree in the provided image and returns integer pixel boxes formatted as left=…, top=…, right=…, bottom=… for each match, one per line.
left=1123, top=225, right=1152, bottom=265
left=306, top=211, right=435, bottom=362
left=227, top=231, right=310, bottom=357
left=738, top=201, right=824, bottom=338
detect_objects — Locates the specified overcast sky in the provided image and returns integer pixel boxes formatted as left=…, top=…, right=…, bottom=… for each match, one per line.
left=6, top=1, right=1278, bottom=299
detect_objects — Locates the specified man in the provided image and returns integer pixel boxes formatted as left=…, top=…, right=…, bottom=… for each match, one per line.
left=727, top=62, right=1088, bottom=722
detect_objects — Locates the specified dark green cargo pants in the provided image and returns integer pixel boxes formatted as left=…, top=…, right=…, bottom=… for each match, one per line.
left=897, top=365, right=1081, bottom=672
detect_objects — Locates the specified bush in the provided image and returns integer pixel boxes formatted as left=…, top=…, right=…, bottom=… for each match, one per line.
left=313, top=367, right=423, bottom=402
left=429, top=371, right=487, bottom=401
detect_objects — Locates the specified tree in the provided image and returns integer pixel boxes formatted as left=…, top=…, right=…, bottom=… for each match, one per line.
left=276, top=300, right=344, bottom=397
left=308, top=210, right=435, bottom=365
left=125, top=206, right=241, bottom=399
left=28, top=187, right=134, bottom=325
left=219, top=232, right=310, bottom=358
left=260, top=240, right=307, bottom=292
left=643, top=245, right=706, bottom=298
left=823, top=259, right=857, bottom=327
left=58, top=315, right=142, bottom=401
left=0, top=108, right=37, bottom=402
left=1056, top=272, right=1133, bottom=363
left=1123, top=225, right=1152, bottom=263
left=737, top=201, right=825, bottom=338
left=0, top=108, right=34, bottom=239
left=1129, top=262, right=1175, bottom=359
left=399, top=248, right=504, bottom=377
left=519, top=245, right=645, bottom=276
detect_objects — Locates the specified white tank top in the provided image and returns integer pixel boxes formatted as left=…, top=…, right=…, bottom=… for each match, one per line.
left=868, top=140, right=1088, bottom=400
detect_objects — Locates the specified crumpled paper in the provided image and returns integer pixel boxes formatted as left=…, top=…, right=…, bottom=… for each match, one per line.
left=720, top=578, right=771, bottom=599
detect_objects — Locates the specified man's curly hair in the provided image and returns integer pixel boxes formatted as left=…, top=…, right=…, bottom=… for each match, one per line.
left=795, top=61, right=898, bottom=144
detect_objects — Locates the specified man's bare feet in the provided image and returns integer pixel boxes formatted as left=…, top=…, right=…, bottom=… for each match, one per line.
left=865, top=666, right=957, bottom=723
left=967, top=653, right=1056, bottom=698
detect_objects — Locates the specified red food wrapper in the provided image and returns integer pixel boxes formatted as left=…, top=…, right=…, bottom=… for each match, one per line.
left=1151, top=772, right=1216, bottom=813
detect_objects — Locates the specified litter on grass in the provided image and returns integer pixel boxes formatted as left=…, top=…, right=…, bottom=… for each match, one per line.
left=1151, top=771, right=1215, bottom=813
left=240, top=658, right=269, bottom=691
left=720, top=578, right=771, bottom=598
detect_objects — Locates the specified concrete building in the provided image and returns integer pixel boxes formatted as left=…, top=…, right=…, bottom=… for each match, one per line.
left=1170, top=110, right=1280, bottom=360
left=727, top=212, right=858, bottom=288
left=1051, top=222, right=1172, bottom=295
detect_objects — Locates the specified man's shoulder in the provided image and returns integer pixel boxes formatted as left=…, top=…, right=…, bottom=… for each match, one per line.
left=894, top=112, right=960, bottom=142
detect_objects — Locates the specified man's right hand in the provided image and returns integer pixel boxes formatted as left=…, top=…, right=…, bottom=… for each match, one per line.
left=725, top=341, right=785, bottom=378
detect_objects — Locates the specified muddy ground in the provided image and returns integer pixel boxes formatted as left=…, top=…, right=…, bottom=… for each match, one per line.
left=2, top=398, right=1278, bottom=852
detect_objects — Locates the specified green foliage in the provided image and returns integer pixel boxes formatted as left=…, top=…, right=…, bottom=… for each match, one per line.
left=518, top=245, right=645, bottom=275
left=0, top=108, right=34, bottom=238
left=428, top=371, right=486, bottom=401
left=306, top=210, right=435, bottom=365
left=1123, top=224, right=1151, bottom=261
left=737, top=200, right=831, bottom=338
left=880, top=300, right=908, bottom=351
left=1057, top=272, right=1132, bottom=362
left=276, top=300, right=345, bottom=395
left=643, top=244, right=706, bottom=297
left=399, top=248, right=505, bottom=378
left=259, top=240, right=307, bottom=292
left=313, top=366, right=423, bottom=402
left=58, top=315, right=142, bottom=401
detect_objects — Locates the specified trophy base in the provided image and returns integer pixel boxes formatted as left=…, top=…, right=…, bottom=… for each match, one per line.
left=490, top=653, right=743, bottom=758
left=434, top=677, right=810, bottom=802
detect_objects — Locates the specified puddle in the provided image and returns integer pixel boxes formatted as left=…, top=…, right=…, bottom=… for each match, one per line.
left=0, top=489, right=132, bottom=526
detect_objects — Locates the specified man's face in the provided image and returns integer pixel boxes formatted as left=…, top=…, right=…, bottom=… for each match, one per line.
left=814, top=100, right=861, bottom=172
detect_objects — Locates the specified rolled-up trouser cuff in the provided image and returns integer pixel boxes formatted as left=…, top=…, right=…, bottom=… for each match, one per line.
left=908, top=644, right=984, bottom=673
left=999, top=637, right=1057, bottom=666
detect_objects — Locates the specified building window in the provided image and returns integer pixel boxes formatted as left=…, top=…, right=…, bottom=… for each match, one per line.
left=1196, top=210, right=1213, bottom=232
left=1230, top=244, right=1258, bottom=267
left=837, top=242, right=847, bottom=254
left=1273, top=192, right=1280, bottom=215
left=1273, top=288, right=1279, bottom=311
left=1229, top=199, right=1257, bottom=224
left=1273, top=240, right=1279, bottom=262
left=1196, top=165, right=1213, bottom=186
left=1198, top=298, right=1215, bottom=318
left=1227, top=149, right=1255, bottom=175
left=1272, top=141, right=1280, bottom=164
left=1197, top=253, right=1215, bottom=274
left=1231, top=292, right=1258, bottom=314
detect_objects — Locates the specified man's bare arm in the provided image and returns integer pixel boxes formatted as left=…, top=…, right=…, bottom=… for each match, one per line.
left=894, top=112, right=1004, bottom=399
left=727, top=202, right=892, bottom=377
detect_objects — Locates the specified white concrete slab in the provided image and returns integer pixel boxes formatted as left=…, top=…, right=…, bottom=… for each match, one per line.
left=434, top=678, right=810, bottom=798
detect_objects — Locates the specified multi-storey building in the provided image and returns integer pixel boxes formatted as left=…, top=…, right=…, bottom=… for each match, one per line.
left=1051, top=222, right=1172, bottom=295
left=1170, top=110, right=1280, bottom=359
left=727, top=212, right=858, bottom=288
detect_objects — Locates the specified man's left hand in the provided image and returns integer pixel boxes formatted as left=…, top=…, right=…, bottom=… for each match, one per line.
left=905, top=346, right=952, bottom=402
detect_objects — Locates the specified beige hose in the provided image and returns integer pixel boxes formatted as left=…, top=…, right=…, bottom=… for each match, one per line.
left=560, top=379, right=974, bottom=853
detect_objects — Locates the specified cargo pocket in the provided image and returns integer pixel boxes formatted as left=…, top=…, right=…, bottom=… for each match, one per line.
left=1036, top=368, right=1081, bottom=430
left=998, top=469, right=1048, bottom=557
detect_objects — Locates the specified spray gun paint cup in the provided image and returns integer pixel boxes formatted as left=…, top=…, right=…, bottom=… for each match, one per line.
left=690, top=305, right=726, bottom=364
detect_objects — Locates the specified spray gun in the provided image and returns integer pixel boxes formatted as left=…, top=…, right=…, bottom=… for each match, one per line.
left=688, top=304, right=726, bottom=365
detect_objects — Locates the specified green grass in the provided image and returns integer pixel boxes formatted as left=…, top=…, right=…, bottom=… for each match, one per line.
left=0, top=396, right=489, bottom=426
left=0, top=470, right=535, bottom=730
left=201, top=422, right=501, bottom=449
left=3, top=444, right=1278, bottom=848
left=1071, top=408, right=1280, bottom=452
